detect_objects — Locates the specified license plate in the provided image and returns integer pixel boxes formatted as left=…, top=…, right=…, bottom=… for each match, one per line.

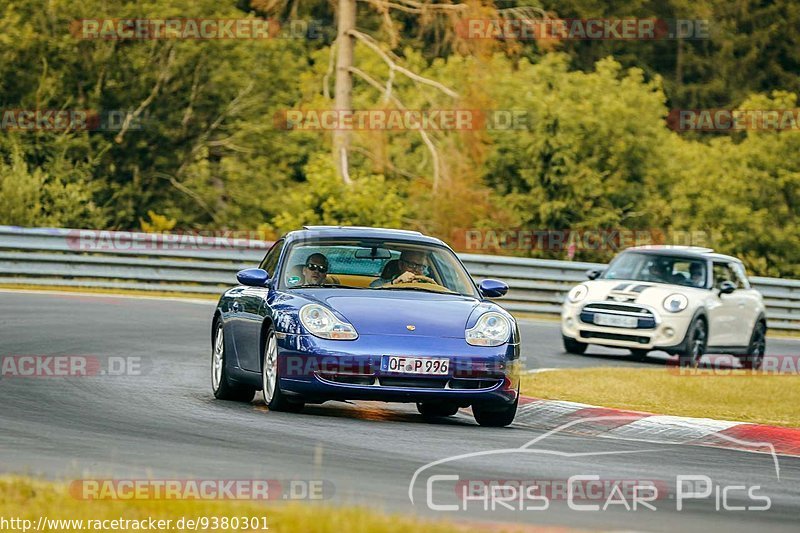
left=594, top=313, right=638, bottom=328
left=381, top=356, right=450, bottom=375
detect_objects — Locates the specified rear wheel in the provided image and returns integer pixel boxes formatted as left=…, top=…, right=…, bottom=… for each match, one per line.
left=211, top=322, right=255, bottom=402
left=679, top=319, right=707, bottom=368
left=562, top=335, right=588, bottom=355
left=262, top=327, right=304, bottom=413
left=417, top=402, right=459, bottom=418
left=472, top=394, right=519, bottom=427
left=740, top=322, right=766, bottom=370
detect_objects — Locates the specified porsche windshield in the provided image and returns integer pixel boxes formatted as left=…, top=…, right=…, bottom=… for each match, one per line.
left=280, top=240, right=478, bottom=297
left=601, top=252, right=708, bottom=288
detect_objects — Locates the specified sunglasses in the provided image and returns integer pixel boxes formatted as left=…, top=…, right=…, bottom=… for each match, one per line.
left=401, top=259, right=426, bottom=271
left=305, top=263, right=328, bottom=273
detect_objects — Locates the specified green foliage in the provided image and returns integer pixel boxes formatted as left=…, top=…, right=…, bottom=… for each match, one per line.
left=0, top=0, right=798, bottom=277
left=272, top=156, right=407, bottom=232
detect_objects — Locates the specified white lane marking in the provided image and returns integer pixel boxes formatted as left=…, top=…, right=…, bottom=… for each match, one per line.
left=0, top=288, right=217, bottom=306
left=605, top=415, right=743, bottom=443
left=525, top=368, right=558, bottom=373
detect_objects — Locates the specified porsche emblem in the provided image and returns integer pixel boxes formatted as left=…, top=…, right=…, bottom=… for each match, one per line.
left=406, top=325, right=416, bottom=331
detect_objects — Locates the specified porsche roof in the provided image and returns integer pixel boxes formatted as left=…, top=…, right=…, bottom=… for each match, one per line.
left=285, top=226, right=445, bottom=246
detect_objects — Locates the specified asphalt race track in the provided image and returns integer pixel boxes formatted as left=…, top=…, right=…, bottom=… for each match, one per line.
left=1, top=290, right=799, bottom=532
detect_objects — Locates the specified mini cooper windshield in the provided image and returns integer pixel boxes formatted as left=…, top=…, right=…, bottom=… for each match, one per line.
left=280, top=239, right=478, bottom=297
left=601, top=252, right=708, bottom=288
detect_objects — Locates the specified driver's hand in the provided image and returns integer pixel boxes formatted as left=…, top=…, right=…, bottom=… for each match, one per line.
left=393, top=271, right=416, bottom=284
left=411, top=275, right=436, bottom=284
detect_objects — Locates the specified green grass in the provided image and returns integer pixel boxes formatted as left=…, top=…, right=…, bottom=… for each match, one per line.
left=0, top=477, right=539, bottom=533
left=520, top=367, right=800, bottom=427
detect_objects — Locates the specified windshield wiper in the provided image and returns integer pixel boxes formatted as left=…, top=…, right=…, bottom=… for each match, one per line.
left=379, top=285, right=454, bottom=294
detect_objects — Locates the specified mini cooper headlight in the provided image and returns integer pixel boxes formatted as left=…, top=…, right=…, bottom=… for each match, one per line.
left=567, top=284, right=589, bottom=303
left=663, top=294, right=689, bottom=313
left=299, top=304, right=358, bottom=340
left=466, top=312, right=511, bottom=347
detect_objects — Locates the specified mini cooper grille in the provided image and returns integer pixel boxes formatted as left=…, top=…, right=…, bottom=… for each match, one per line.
left=580, top=303, right=657, bottom=329
left=589, top=303, right=649, bottom=314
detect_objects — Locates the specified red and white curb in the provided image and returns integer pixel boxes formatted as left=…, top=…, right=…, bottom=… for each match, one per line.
left=514, top=396, right=800, bottom=458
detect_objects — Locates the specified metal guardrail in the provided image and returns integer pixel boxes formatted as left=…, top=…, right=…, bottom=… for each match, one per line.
left=0, top=225, right=798, bottom=331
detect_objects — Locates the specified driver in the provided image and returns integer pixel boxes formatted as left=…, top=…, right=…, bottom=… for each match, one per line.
left=371, top=250, right=436, bottom=287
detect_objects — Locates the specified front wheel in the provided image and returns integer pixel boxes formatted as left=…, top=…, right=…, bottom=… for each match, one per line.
left=262, top=328, right=304, bottom=413
left=678, top=319, right=707, bottom=368
left=562, top=335, right=588, bottom=355
left=211, top=322, right=255, bottom=402
left=472, top=394, right=518, bottom=427
left=740, top=322, right=766, bottom=370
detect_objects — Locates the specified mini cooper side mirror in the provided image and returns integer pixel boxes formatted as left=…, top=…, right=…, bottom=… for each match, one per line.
left=718, top=281, right=736, bottom=295
left=479, top=279, right=509, bottom=298
left=236, top=268, right=270, bottom=287
left=586, top=269, right=603, bottom=280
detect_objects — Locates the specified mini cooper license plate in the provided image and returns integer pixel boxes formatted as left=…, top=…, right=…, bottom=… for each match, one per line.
left=382, top=356, right=450, bottom=375
left=594, top=313, right=638, bottom=328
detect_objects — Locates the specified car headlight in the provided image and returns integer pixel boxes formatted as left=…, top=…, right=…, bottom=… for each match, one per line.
left=567, top=284, right=589, bottom=303
left=663, top=294, right=689, bottom=313
left=466, top=312, right=511, bottom=347
left=299, top=304, right=358, bottom=340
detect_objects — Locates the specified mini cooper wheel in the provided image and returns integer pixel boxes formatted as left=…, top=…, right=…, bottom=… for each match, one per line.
left=679, top=319, right=707, bottom=368
left=562, top=335, right=588, bottom=355
left=417, top=402, right=459, bottom=418
left=740, top=321, right=766, bottom=370
left=211, top=322, right=255, bottom=402
left=262, top=327, right=304, bottom=413
left=472, top=393, right=518, bottom=427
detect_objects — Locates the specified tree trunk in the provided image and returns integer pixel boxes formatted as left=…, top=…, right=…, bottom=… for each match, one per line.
left=333, top=0, right=355, bottom=185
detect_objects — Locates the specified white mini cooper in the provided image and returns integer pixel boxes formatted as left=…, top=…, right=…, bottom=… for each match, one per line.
left=561, top=246, right=767, bottom=367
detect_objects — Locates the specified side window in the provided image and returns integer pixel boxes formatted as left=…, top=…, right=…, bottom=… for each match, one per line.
left=731, top=263, right=748, bottom=289
left=712, top=262, right=742, bottom=289
left=259, top=239, right=285, bottom=277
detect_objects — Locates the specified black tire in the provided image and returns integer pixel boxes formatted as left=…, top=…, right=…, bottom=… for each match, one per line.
left=211, top=322, right=256, bottom=402
left=262, top=326, right=304, bottom=413
left=678, top=318, right=707, bottom=368
left=472, top=394, right=519, bottom=427
left=740, top=321, right=766, bottom=370
left=417, top=402, right=459, bottom=418
left=630, top=349, right=649, bottom=361
left=562, top=335, right=588, bottom=355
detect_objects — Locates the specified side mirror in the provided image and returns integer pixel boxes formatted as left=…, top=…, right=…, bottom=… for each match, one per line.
left=586, top=269, right=603, bottom=280
left=479, top=279, right=508, bottom=298
left=237, top=268, right=270, bottom=287
left=718, top=281, right=736, bottom=295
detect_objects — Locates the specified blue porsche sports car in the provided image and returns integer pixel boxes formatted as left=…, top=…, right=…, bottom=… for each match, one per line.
left=211, top=226, right=521, bottom=426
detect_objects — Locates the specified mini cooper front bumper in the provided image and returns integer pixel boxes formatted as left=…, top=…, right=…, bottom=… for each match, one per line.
left=561, top=301, right=694, bottom=351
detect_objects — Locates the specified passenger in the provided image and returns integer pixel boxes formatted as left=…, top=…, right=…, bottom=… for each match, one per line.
left=302, top=253, right=340, bottom=286
left=690, top=263, right=706, bottom=288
